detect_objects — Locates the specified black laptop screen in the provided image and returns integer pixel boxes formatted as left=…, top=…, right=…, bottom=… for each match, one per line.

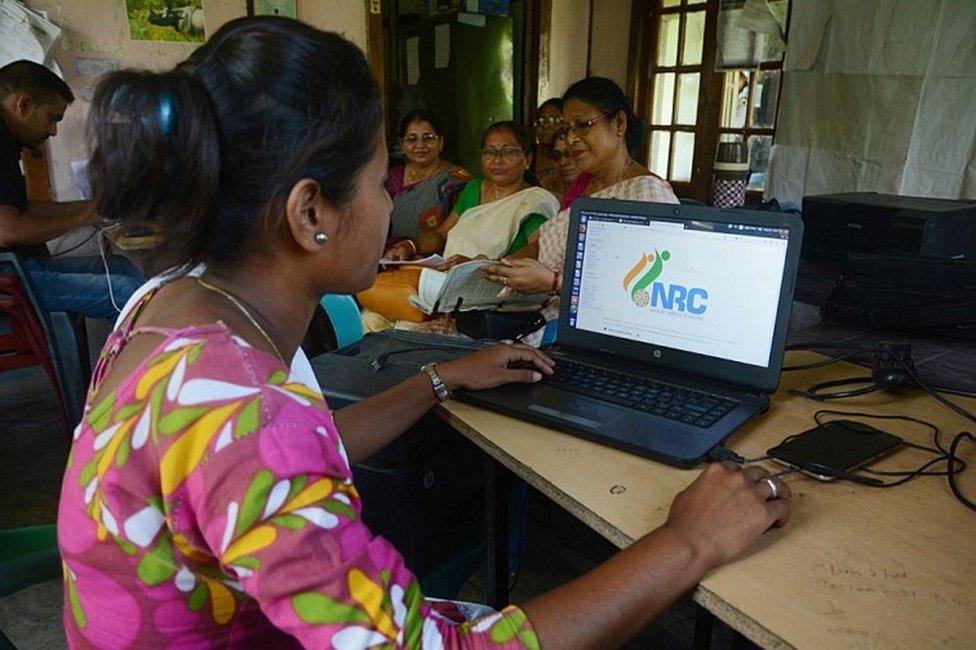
left=566, top=210, right=790, bottom=368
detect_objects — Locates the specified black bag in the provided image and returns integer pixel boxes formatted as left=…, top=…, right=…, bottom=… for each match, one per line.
left=824, top=254, right=976, bottom=338
left=454, top=309, right=546, bottom=341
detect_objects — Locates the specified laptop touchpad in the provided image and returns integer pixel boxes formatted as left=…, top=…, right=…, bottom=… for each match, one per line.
left=528, top=396, right=621, bottom=431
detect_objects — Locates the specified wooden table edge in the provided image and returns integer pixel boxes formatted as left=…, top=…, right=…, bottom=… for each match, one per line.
left=436, top=403, right=795, bottom=648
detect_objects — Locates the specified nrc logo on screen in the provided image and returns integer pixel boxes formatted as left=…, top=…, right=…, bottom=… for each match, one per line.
left=622, top=249, right=709, bottom=315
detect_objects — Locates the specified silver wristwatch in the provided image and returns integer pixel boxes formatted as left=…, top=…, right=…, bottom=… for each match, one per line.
left=421, top=363, right=450, bottom=402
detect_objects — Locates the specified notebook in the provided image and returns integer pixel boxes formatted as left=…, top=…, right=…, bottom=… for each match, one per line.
left=409, top=259, right=548, bottom=314
left=454, top=197, right=804, bottom=466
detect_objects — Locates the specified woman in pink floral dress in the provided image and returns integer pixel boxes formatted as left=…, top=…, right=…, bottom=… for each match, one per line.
left=58, top=17, right=792, bottom=649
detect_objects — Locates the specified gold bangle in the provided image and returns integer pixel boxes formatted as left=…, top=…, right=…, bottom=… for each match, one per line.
left=403, top=238, right=418, bottom=255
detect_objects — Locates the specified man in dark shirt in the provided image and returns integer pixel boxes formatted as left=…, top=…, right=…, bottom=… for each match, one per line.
left=0, top=60, right=141, bottom=319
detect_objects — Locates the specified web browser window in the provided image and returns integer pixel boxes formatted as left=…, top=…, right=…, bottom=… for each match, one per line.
left=568, top=211, right=790, bottom=368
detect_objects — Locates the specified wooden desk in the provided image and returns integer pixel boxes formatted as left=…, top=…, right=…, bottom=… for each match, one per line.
left=102, top=225, right=162, bottom=252
left=437, top=351, right=976, bottom=649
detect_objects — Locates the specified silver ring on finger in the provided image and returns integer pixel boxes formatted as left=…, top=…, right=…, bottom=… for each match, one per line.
left=763, top=477, right=779, bottom=500
left=503, top=277, right=508, bottom=285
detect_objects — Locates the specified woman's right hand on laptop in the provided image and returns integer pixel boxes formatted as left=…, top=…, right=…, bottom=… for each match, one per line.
left=664, top=462, right=792, bottom=570
left=438, top=343, right=555, bottom=391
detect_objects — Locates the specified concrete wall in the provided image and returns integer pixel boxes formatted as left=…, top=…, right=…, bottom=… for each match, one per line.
left=588, top=0, right=631, bottom=89
left=298, top=0, right=367, bottom=52
left=22, top=0, right=368, bottom=200
left=540, top=0, right=591, bottom=100
left=538, top=0, right=633, bottom=104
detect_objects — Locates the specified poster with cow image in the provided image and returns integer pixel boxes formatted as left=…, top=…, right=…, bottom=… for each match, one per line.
left=125, top=0, right=205, bottom=43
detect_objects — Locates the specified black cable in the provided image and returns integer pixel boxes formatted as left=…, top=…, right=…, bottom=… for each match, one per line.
left=707, top=447, right=768, bottom=464
left=789, top=377, right=884, bottom=401
left=782, top=349, right=868, bottom=372
left=812, top=410, right=971, bottom=495
left=930, top=385, right=976, bottom=400
left=893, top=358, right=976, bottom=428
left=948, top=432, right=976, bottom=512
left=785, top=342, right=890, bottom=351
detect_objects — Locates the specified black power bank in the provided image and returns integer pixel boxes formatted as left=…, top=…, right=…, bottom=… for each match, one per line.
left=768, top=420, right=903, bottom=481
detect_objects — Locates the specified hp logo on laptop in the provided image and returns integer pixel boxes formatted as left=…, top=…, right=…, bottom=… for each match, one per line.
left=653, top=349, right=662, bottom=358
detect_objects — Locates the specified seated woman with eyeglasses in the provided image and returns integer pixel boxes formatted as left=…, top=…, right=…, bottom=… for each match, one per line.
left=391, top=121, right=560, bottom=264
left=480, top=77, right=679, bottom=339
left=382, top=110, right=470, bottom=261
left=531, top=98, right=567, bottom=198
left=547, top=130, right=581, bottom=202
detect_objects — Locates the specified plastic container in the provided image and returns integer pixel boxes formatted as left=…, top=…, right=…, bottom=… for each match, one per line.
left=712, top=136, right=750, bottom=207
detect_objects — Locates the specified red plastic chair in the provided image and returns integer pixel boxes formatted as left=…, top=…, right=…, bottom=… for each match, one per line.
left=0, top=274, right=74, bottom=438
left=0, top=250, right=90, bottom=441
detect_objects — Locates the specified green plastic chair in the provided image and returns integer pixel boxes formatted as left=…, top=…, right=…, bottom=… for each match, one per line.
left=0, top=524, right=61, bottom=648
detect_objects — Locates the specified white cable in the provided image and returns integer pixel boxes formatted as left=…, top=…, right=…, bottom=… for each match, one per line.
left=97, top=227, right=123, bottom=314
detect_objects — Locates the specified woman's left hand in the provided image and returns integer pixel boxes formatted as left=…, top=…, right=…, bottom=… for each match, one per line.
left=437, top=343, right=555, bottom=391
left=481, top=257, right=556, bottom=295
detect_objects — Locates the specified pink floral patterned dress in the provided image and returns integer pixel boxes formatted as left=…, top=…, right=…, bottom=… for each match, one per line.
left=58, top=286, right=538, bottom=648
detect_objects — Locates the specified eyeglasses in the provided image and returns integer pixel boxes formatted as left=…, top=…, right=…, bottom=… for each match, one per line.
left=480, top=147, right=524, bottom=161
left=401, top=133, right=440, bottom=146
left=534, top=115, right=564, bottom=127
left=560, top=111, right=616, bottom=137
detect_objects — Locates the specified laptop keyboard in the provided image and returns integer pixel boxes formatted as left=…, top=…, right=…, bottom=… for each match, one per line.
left=541, top=359, right=739, bottom=428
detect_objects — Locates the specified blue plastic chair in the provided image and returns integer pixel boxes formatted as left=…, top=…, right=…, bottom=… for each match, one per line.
left=540, top=319, right=558, bottom=346
left=319, top=294, right=364, bottom=348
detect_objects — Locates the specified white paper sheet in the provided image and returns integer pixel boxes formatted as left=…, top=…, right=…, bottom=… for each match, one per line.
left=379, top=254, right=447, bottom=268
left=434, top=23, right=450, bottom=69
left=458, top=12, right=486, bottom=27
left=411, top=260, right=546, bottom=314
left=0, top=0, right=61, bottom=70
left=406, top=36, right=420, bottom=85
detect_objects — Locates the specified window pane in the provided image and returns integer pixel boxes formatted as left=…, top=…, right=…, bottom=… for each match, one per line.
left=649, top=130, right=670, bottom=178
left=663, top=0, right=681, bottom=7
left=675, top=73, right=700, bottom=125
left=682, top=11, right=705, bottom=65
left=687, top=0, right=705, bottom=4
left=747, top=135, right=773, bottom=190
left=651, top=73, right=675, bottom=125
left=672, top=131, right=695, bottom=182
left=751, top=70, right=781, bottom=128
left=720, top=71, right=749, bottom=128
left=657, top=13, right=680, bottom=67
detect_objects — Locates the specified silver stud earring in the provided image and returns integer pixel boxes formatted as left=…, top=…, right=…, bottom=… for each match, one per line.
left=314, top=232, right=328, bottom=245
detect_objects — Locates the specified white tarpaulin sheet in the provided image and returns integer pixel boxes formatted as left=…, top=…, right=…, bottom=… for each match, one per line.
left=767, top=0, right=976, bottom=204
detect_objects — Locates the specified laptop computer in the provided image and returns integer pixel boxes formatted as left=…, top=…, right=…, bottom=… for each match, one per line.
left=455, top=197, right=803, bottom=467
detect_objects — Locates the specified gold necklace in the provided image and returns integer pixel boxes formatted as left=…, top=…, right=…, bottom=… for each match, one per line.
left=591, top=157, right=636, bottom=193
left=196, top=277, right=285, bottom=363
left=406, top=162, right=439, bottom=184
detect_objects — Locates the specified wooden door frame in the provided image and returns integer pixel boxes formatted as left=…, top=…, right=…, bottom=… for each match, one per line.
left=627, top=0, right=724, bottom=202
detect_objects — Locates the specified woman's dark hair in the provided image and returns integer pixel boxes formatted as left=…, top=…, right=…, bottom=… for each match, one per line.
left=398, top=109, right=443, bottom=139
left=563, top=77, right=643, bottom=154
left=88, top=16, right=382, bottom=267
left=536, top=97, right=563, bottom=114
left=481, top=120, right=533, bottom=154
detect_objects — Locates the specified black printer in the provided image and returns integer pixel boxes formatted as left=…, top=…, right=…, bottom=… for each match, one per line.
left=800, top=192, right=976, bottom=261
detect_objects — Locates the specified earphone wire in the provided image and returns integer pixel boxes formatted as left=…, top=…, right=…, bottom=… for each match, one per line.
left=97, top=226, right=123, bottom=314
